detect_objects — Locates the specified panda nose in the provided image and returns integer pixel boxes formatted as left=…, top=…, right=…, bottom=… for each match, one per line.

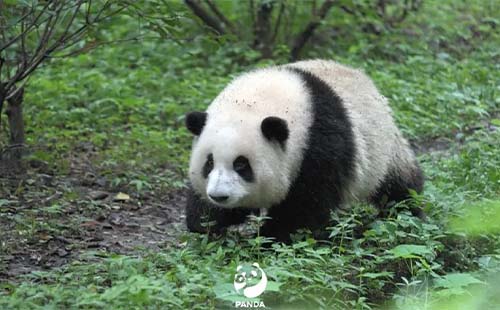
left=209, top=195, right=229, bottom=203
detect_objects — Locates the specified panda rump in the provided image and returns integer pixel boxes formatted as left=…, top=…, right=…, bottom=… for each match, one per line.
left=184, top=59, right=424, bottom=242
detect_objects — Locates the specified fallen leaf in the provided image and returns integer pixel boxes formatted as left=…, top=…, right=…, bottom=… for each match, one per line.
left=80, top=220, right=101, bottom=228
left=89, top=191, right=109, bottom=200
left=114, top=192, right=130, bottom=201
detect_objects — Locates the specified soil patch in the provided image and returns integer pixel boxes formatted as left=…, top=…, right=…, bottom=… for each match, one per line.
left=0, top=151, right=187, bottom=283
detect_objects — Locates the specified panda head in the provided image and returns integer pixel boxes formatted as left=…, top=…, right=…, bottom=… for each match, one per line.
left=185, top=111, right=290, bottom=208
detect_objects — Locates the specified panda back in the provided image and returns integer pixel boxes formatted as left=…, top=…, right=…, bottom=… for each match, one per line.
left=287, top=60, right=417, bottom=202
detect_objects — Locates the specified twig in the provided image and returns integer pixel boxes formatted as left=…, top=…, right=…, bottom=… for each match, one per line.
left=290, top=0, right=336, bottom=60
left=0, top=1, right=51, bottom=52
left=5, top=76, right=30, bottom=101
left=271, top=1, right=285, bottom=44
left=48, top=37, right=143, bottom=58
left=284, top=2, right=297, bottom=44
left=205, top=0, right=236, bottom=35
left=20, top=9, right=28, bottom=70
left=249, top=0, right=255, bottom=29
left=184, top=0, right=225, bottom=35
left=0, top=0, right=131, bottom=123
left=16, top=1, right=123, bottom=82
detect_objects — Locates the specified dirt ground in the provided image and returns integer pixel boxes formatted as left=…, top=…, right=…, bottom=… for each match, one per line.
left=0, top=150, right=187, bottom=283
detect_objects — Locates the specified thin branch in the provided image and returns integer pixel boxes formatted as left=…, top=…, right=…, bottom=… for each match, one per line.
left=93, top=0, right=114, bottom=21
left=205, top=0, right=236, bottom=35
left=284, top=1, right=297, bottom=44
left=0, top=0, right=130, bottom=126
left=59, top=1, right=84, bottom=42
left=375, top=0, right=422, bottom=28
left=339, top=3, right=381, bottom=35
left=6, top=5, right=61, bottom=90
left=16, top=24, right=86, bottom=82
left=249, top=0, right=255, bottom=29
left=20, top=11, right=28, bottom=70
left=47, top=37, right=143, bottom=58
left=0, top=82, right=5, bottom=126
left=5, top=75, right=30, bottom=101
left=32, top=4, right=59, bottom=59
left=0, top=1, right=51, bottom=52
left=290, top=0, right=336, bottom=60
left=4, top=1, right=127, bottom=90
left=0, top=5, right=34, bottom=27
left=271, top=1, right=285, bottom=44
left=184, top=0, right=225, bottom=35
left=17, top=2, right=128, bottom=83
left=86, top=0, right=93, bottom=23
left=95, top=3, right=127, bottom=23
left=339, top=5, right=355, bottom=15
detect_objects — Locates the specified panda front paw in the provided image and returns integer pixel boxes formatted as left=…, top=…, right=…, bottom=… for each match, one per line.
left=259, top=225, right=293, bottom=244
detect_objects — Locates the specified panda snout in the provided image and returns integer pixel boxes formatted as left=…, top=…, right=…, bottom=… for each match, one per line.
left=209, top=194, right=229, bottom=203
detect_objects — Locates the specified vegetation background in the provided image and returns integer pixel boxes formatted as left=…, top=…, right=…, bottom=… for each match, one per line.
left=0, top=0, right=499, bottom=309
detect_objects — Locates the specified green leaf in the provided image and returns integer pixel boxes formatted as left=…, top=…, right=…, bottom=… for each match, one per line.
left=434, top=273, right=484, bottom=290
left=389, top=244, right=432, bottom=259
left=360, top=271, right=394, bottom=279
left=490, top=119, right=500, bottom=127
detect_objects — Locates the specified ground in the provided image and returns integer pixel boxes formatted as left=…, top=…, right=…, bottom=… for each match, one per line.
left=0, top=0, right=499, bottom=309
left=0, top=150, right=186, bottom=282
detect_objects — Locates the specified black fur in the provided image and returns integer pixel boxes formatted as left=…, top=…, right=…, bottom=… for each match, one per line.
left=261, top=116, right=289, bottom=147
left=202, top=154, right=213, bottom=178
left=259, top=68, right=357, bottom=242
left=186, top=111, right=207, bottom=136
left=233, top=156, right=254, bottom=182
left=370, top=164, right=425, bottom=218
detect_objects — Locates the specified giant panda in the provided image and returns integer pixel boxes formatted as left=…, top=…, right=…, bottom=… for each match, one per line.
left=184, top=59, right=424, bottom=242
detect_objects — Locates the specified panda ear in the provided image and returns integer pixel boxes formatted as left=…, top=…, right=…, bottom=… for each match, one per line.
left=261, top=116, right=289, bottom=146
left=185, top=111, right=207, bottom=136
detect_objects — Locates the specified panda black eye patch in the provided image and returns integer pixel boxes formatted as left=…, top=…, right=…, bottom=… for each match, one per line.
left=233, top=156, right=254, bottom=182
left=202, top=154, right=214, bottom=178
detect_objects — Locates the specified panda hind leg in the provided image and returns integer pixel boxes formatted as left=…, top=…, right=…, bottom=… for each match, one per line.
left=370, top=165, right=425, bottom=220
left=186, top=188, right=254, bottom=234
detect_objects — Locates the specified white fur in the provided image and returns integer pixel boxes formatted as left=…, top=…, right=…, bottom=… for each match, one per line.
left=204, top=127, right=250, bottom=205
left=189, top=69, right=313, bottom=208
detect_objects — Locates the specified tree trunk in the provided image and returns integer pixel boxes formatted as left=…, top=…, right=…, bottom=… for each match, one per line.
left=4, top=87, right=26, bottom=160
left=0, top=82, right=6, bottom=127
left=185, top=0, right=226, bottom=35
left=290, top=0, right=336, bottom=61
left=253, top=1, right=274, bottom=59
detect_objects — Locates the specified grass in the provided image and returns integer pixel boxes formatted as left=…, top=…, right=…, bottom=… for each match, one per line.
left=1, top=0, right=500, bottom=309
